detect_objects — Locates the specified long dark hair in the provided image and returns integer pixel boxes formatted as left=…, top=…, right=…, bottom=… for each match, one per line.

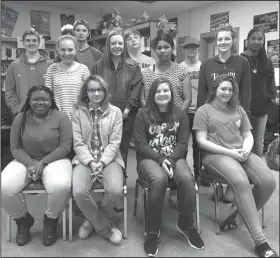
left=206, top=74, right=240, bottom=109
left=247, top=27, right=269, bottom=69
left=19, top=85, right=58, bottom=135
left=103, top=30, right=137, bottom=89
left=145, top=77, right=175, bottom=127
left=76, top=74, right=110, bottom=110
left=151, top=31, right=176, bottom=61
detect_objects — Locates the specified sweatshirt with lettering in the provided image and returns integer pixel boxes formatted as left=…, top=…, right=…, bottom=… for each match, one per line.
left=197, top=54, right=251, bottom=114
left=134, top=106, right=190, bottom=167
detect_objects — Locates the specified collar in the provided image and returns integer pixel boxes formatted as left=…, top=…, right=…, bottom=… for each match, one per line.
left=110, top=59, right=125, bottom=71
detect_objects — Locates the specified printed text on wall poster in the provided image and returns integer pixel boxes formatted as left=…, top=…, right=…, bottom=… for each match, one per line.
left=253, top=12, right=278, bottom=33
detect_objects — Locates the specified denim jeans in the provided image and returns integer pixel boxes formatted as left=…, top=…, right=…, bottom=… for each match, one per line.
left=187, top=112, right=200, bottom=179
left=250, top=114, right=268, bottom=157
left=137, top=159, right=195, bottom=234
left=72, top=161, right=123, bottom=238
left=1, top=158, right=72, bottom=219
left=202, top=152, right=276, bottom=246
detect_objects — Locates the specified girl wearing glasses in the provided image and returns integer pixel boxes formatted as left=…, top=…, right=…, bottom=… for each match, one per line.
left=72, top=75, right=124, bottom=245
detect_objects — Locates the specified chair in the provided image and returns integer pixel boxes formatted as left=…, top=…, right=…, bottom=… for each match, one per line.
left=6, top=180, right=71, bottom=242
left=68, top=168, right=128, bottom=241
left=197, top=150, right=265, bottom=235
left=133, top=176, right=201, bottom=236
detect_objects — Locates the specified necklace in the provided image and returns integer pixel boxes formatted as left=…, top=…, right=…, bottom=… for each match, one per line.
left=247, top=55, right=259, bottom=74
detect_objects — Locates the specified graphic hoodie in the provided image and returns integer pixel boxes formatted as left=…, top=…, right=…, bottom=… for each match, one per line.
left=197, top=54, right=251, bottom=114
left=134, top=106, right=189, bottom=167
left=5, top=53, right=53, bottom=115
left=241, top=53, right=276, bottom=116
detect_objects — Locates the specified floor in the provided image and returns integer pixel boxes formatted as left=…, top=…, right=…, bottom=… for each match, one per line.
left=1, top=139, right=279, bottom=257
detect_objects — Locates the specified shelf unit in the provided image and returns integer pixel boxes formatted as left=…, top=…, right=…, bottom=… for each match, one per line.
left=88, top=21, right=158, bottom=59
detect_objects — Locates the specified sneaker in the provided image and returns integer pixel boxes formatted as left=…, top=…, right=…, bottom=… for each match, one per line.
left=144, top=232, right=160, bottom=257
left=108, top=228, right=122, bottom=245
left=78, top=219, right=94, bottom=240
left=176, top=223, right=204, bottom=250
left=255, top=242, right=278, bottom=257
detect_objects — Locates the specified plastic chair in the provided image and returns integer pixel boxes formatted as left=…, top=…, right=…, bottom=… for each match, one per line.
left=6, top=180, right=70, bottom=242
left=197, top=150, right=265, bottom=235
left=68, top=168, right=128, bottom=241
left=133, top=176, right=201, bottom=236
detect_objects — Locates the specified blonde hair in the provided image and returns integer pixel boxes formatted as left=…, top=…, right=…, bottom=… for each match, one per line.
left=56, top=34, right=78, bottom=50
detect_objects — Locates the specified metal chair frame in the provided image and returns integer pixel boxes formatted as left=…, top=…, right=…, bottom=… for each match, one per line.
left=6, top=180, right=70, bottom=242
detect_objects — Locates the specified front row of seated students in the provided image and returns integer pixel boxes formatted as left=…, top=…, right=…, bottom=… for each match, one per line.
left=1, top=74, right=278, bottom=257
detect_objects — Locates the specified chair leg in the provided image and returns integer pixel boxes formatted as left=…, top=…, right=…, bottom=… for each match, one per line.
left=68, top=197, right=73, bottom=241
left=133, top=179, right=139, bottom=216
left=194, top=182, right=201, bottom=234
left=213, top=182, right=221, bottom=235
left=143, top=188, right=148, bottom=237
left=123, top=185, right=128, bottom=239
left=62, top=208, right=66, bottom=241
left=261, top=206, right=266, bottom=229
left=7, top=213, right=11, bottom=242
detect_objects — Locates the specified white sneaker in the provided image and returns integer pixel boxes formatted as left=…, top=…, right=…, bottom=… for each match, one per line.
left=78, top=219, right=93, bottom=239
left=108, top=228, right=122, bottom=245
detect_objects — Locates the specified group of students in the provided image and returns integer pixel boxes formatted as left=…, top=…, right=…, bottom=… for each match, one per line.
left=1, top=18, right=278, bottom=258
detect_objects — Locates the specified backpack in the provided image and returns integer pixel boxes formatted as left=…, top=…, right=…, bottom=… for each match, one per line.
left=265, top=135, right=280, bottom=171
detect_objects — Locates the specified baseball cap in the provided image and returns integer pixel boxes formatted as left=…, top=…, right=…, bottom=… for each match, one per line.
left=73, top=19, right=90, bottom=32
left=182, top=37, right=199, bottom=48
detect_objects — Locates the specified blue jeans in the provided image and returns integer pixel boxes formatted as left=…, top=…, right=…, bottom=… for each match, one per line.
left=250, top=114, right=268, bottom=157
left=202, top=152, right=276, bottom=246
left=137, top=159, right=195, bottom=234
left=72, top=161, right=123, bottom=237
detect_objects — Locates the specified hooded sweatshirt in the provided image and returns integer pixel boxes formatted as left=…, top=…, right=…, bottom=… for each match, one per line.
left=5, top=53, right=53, bottom=115
left=197, top=54, right=251, bottom=114
left=241, top=53, right=276, bottom=116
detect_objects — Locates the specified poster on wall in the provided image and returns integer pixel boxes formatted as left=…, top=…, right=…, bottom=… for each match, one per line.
left=253, top=12, right=278, bottom=33
left=1, top=3, right=18, bottom=37
left=267, top=39, right=279, bottom=68
left=210, top=11, right=229, bottom=31
left=60, top=14, right=75, bottom=27
left=30, top=10, right=51, bottom=40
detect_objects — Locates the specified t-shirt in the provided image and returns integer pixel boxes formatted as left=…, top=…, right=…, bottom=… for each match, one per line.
left=193, top=103, right=252, bottom=149
left=76, top=46, right=103, bottom=72
left=45, top=63, right=90, bottom=119
left=142, top=62, right=188, bottom=108
left=179, top=60, right=201, bottom=113
left=134, top=54, right=156, bottom=71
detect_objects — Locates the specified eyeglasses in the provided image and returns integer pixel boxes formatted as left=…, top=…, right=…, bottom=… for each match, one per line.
left=87, top=88, right=104, bottom=93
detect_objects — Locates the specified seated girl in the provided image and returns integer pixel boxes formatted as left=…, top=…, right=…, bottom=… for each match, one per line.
left=134, top=77, right=204, bottom=257
left=71, top=75, right=124, bottom=245
left=193, top=74, right=277, bottom=257
left=1, top=85, right=73, bottom=247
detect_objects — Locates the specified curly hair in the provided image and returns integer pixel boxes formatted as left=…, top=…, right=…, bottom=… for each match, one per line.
left=19, top=85, right=58, bottom=135
left=145, top=77, right=175, bottom=127
left=206, top=74, right=240, bottom=109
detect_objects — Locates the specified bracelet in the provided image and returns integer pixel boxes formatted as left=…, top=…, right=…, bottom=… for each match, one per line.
left=100, top=161, right=105, bottom=168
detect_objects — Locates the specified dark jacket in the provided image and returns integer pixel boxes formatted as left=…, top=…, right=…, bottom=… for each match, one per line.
left=241, top=53, right=276, bottom=116
left=197, top=54, right=251, bottom=114
left=134, top=106, right=190, bottom=167
left=91, top=58, right=143, bottom=113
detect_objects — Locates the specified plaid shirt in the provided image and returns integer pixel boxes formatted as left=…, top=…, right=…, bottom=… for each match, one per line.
left=89, top=104, right=104, bottom=162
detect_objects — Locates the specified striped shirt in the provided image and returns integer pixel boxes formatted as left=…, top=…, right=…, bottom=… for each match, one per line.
left=45, top=63, right=90, bottom=118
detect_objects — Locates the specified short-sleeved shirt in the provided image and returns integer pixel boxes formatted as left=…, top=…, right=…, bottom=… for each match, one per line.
left=142, top=62, right=188, bottom=108
left=193, top=103, right=252, bottom=149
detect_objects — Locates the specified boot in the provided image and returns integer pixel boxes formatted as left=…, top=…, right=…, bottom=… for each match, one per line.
left=14, top=212, right=34, bottom=246
left=42, top=214, right=59, bottom=246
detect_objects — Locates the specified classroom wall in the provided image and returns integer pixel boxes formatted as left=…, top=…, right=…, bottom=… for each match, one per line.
left=2, top=1, right=99, bottom=40
left=178, top=1, right=279, bottom=84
